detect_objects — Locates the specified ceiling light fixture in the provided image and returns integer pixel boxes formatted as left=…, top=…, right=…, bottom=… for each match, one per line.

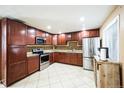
left=59, top=32, right=62, bottom=34
left=47, top=25, right=51, bottom=30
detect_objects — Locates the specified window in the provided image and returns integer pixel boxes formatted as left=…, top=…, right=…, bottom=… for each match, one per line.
left=102, top=16, right=119, bottom=62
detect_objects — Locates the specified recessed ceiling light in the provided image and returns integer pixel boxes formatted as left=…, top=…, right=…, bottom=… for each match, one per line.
left=80, top=17, right=85, bottom=22
left=47, top=25, right=51, bottom=30
left=82, top=27, right=86, bottom=31
left=59, top=32, right=62, bottom=34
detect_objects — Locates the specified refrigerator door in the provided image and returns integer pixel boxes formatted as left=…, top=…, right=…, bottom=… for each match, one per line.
left=83, top=57, right=94, bottom=70
left=83, top=38, right=94, bottom=57
left=93, top=37, right=100, bottom=56
left=83, top=37, right=100, bottom=57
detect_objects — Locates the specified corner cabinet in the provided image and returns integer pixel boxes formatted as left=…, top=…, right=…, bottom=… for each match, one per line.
left=52, top=52, right=83, bottom=66
left=57, top=34, right=67, bottom=45
left=1, top=18, right=27, bottom=86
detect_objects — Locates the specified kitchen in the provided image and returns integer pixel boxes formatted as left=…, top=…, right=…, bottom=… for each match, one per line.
left=0, top=5, right=123, bottom=88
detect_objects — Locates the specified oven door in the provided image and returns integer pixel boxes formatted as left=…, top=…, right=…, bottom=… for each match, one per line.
left=40, top=54, right=49, bottom=63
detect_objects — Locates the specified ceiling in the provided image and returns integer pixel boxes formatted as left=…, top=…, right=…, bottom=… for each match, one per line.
left=0, top=5, right=116, bottom=34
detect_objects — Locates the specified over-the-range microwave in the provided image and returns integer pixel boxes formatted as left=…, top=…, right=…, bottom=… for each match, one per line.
left=35, top=36, right=45, bottom=44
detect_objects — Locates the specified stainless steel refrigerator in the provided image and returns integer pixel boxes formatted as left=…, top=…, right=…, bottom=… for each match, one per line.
left=83, top=37, right=100, bottom=70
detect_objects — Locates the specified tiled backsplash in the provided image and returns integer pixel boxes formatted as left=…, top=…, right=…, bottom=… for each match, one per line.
left=27, top=41, right=82, bottom=52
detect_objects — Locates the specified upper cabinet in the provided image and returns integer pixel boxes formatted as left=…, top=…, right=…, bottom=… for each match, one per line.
left=45, top=33, right=53, bottom=45
left=57, top=34, right=66, bottom=45
left=53, top=35, right=58, bottom=45
left=27, top=26, right=36, bottom=45
left=83, top=29, right=99, bottom=38
left=78, top=31, right=83, bottom=45
left=66, top=33, right=72, bottom=41
left=8, top=20, right=27, bottom=46
left=36, top=29, right=45, bottom=37
left=71, top=32, right=79, bottom=41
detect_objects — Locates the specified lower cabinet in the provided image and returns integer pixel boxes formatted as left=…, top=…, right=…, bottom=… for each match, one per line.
left=27, top=56, right=40, bottom=75
left=52, top=52, right=83, bottom=66
left=94, top=60, right=120, bottom=88
left=8, top=61, right=27, bottom=85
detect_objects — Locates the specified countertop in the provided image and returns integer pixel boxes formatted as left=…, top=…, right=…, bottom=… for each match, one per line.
left=44, top=49, right=82, bottom=53
left=27, top=52, right=39, bottom=57
left=27, top=49, right=82, bottom=57
left=93, top=55, right=119, bottom=64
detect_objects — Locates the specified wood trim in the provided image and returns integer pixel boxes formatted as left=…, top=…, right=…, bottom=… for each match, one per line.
left=1, top=18, right=8, bottom=86
left=0, top=20, right=1, bottom=81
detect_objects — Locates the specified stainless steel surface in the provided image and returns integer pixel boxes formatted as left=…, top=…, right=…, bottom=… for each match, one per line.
left=82, top=37, right=100, bottom=70
left=40, top=54, right=50, bottom=71
left=83, top=58, right=94, bottom=70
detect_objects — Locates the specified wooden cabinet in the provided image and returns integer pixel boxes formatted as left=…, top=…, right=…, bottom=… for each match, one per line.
left=71, top=32, right=79, bottom=41
left=1, top=18, right=27, bottom=86
left=69, top=53, right=77, bottom=65
left=77, top=53, right=83, bottom=66
left=27, top=26, right=36, bottom=44
left=83, top=29, right=99, bottom=38
left=94, top=60, right=120, bottom=88
left=53, top=52, right=59, bottom=62
left=8, top=46, right=27, bottom=85
left=78, top=31, right=83, bottom=45
left=8, top=61, right=27, bottom=85
left=8, top=46, right=27, bottom=65
left=8, top=19, right=26, bottom=45
left=57, top=34, right=66, bottom=45
left=53, top=35, right=58, bottom=45
left=36, top=30, right=45, bottom=37
left=27, top=56, right=40, bottom=75
left=45, top=33, right=53, bottom=45
left=66, top=33, right=72, bottom=41
left=52, top=52, right=83, bottom=66
left=0, top=20, right=1, bottom=81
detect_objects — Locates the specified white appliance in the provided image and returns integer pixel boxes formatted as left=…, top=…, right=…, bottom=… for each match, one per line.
left=83, top=37, right=100, bottom=70
left=99, top=47, right=109, bottom=61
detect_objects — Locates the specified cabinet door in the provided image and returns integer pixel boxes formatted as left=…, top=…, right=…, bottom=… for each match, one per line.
left=77, top=53, right=83, bottom=66
left=71, top=32, right=79, bottom=41
left=8, top=46, right=27, bottom=65
left=27, top=27, right=36, bottom=44
left=66, top=33, right=72, bottom=41
left=69, top=53, right=77, bottom=65
left=89, top=30, right=99, bottom=37
left=57, top=34, right=66, bottom=45
left=28, top=56, right=39, bottom=74
left=78, top=31, right=83, bottom=45
left=53, top=35, right=58, bottom=45
left=8, top=20, right=26, bottom=45
left=8, top=61, right=27, bottom=85
left=59, top=53, right=65, bottom=63
left=83, top=29, right=99, bottom=38
left=36, top=30, right=45, bottom=37
left=45, top=33, right=53, bottom=45
left=53, top=53, right=59, bottom=62
left=64, top=53, right=70, bottom=64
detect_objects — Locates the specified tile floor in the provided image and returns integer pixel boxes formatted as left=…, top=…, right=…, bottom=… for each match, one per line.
left=0, top=63, right=95, bottom=88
